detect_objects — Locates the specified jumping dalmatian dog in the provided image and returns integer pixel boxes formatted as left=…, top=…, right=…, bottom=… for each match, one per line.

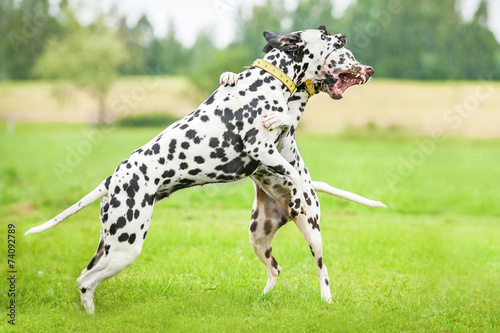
left=26, top=27, right=381, bottom=313
left=217, top=34, right=380, bottom=300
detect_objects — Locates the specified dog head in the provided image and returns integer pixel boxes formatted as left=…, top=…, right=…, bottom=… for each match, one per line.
left=319, top=38, right=374, bottom=99
left=261, top=26, right=349, bottom=84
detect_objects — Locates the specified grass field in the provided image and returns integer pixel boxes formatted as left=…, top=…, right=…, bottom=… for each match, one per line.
left=0, top=122, right=499, bottom=331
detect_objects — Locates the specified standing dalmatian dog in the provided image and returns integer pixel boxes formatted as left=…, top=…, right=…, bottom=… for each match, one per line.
left=218, top=32, right=379, bottom=301
left=26, top=28, right=354, bottom=313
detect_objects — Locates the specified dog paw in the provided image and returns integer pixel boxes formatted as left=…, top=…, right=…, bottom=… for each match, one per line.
left=220, top=72, right=239, bottom=86
left=262, top=112, right=293, bottom=131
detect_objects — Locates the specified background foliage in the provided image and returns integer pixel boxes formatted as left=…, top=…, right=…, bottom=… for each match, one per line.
left=1, top=0, right=499, bottom=93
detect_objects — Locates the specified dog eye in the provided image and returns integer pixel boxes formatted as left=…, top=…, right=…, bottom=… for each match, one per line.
left=321, top=34, right=326, bottom=40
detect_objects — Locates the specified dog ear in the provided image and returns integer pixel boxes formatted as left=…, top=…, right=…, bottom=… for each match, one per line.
left=318, top=25, right=330, bottom=35
left=262, top=43, right=274, bottom=53
left=263, top=31, right=301, bottom=52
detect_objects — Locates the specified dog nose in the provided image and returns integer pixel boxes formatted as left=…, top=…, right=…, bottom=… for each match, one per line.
left=365, top=66, right=374, bottom=76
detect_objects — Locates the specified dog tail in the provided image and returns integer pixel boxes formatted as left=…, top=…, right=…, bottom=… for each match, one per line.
left=312, top=181, right=386, bottom=208
left=25, top=178, right=110, bottom=235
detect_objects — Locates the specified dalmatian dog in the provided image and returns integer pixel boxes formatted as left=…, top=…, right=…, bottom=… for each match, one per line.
left=25, top=27, right=376, bottom=313
left=217, top=36, right=380, bottom=300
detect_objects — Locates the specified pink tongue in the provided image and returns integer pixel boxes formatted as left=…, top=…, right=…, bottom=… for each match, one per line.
left=331, top=80, right=343, bottom=99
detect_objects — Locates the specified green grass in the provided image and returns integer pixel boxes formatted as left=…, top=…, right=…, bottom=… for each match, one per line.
left=0, top=122, right=499, bottom=332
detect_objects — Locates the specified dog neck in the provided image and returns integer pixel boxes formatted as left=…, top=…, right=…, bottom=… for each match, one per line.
left=261, top=49, right=298, bottom=79
left=256, top=49, right=317, bottom=98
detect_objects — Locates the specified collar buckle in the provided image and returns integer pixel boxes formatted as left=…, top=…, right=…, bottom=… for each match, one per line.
left=303, top=79, right=316, bottom=96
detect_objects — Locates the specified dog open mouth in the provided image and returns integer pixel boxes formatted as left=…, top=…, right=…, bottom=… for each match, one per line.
left=328, top=70, right=368, bottom=100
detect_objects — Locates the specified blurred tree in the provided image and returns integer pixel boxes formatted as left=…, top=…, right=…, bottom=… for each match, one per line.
left=234, top=0, right=288, bottom=60
left=187, top=45, right=252, bottom=93
left=119, top=18, right=188, bottom=76
left=0, top=0, right=15, bottom=80
left=147, top=22, right=187, bottom=75
left=134, top=13, right=155, bottom=45
left=290, top=0, right=335, bottom=32
left=2, top=0, right=499, bottom=84
left=1, top=0, right=62, bottom=80
left=118, top=14, right=153, bottom=75
left=187, top=30, right=216, bottom=70
left=338, top=0, right=500, bottom=80
left=457, top=0, right=500, bottom=79
left=185, top=31, right=217, bottom=91
left=34, top=8, right=128, bottom=125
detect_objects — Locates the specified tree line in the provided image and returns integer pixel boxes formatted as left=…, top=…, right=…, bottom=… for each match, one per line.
left=1, top=0, right=499, bottom=93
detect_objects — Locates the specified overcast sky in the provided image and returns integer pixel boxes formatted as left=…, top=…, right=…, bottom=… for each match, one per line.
left=69, top=0, right=500, bottom=47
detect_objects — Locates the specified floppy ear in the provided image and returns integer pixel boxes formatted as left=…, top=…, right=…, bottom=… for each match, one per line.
left=318, top=25, right=330, bottom=35
left=263, top=31, right=301, bottom=52
left=262, top=43, right=274, bottom=53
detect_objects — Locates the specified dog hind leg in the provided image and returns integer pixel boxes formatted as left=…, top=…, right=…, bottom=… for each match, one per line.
left=80, top=196, right=109, bottom=277
left=77, top=192, right=155, bottom=313
left=249, top=182, right=290, bottom=294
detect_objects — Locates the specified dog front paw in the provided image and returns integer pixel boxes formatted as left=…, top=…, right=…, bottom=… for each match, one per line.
left=262, top=112, right=294, bottom=131
left=220, top=72, right=239, bottom=86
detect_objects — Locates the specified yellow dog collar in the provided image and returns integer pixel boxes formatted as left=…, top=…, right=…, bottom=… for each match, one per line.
left=252, top=59, right=316, bottom=97
left=252, top=59, right=297, bottom=96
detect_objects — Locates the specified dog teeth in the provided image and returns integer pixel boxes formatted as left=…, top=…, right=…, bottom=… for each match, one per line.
left=341, top=71, right=369, bottom=84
